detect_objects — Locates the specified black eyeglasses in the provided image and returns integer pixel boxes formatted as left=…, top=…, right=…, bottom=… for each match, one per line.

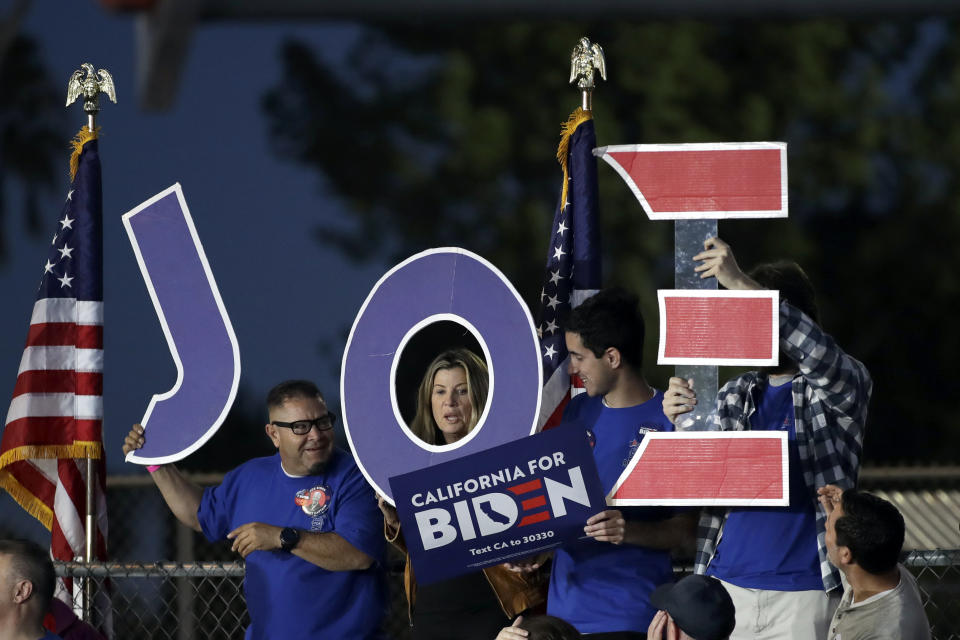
left=272, top=413, right=337, bottom=435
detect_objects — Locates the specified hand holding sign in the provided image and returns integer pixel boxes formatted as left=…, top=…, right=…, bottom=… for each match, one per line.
left=584, top=509, right=627, bottom=545
left=503, top=556, right=545, bottom=574
left=377, top=494, right=400, bottom=530
left=693, top=237, right=760, bottom=290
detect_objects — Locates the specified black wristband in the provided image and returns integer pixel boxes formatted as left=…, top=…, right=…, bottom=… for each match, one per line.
left=280, top=527, right=300, bottom=552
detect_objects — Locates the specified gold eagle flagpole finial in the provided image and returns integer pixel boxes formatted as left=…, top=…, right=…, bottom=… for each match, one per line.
left=570, top=37, right=606, bottom=112
left=66, top=62, right=116, bottom=132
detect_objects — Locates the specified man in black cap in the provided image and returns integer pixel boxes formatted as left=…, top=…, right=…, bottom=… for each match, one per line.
left=647, top=575, right=736, bottom=640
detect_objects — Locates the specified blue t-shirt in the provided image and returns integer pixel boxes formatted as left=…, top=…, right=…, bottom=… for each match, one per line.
left=706, top=380, right=822, bottom=591
left=547, top=391, right=676, bottom=634
left=198, top=449, right=387, bottom=640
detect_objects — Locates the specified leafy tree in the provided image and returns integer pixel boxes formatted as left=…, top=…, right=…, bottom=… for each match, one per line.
left=0, top=31, right=65, bottom=261
left=263, top=20, right=960, bottom=463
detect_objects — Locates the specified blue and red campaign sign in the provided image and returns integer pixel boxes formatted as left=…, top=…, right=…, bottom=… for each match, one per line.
left=123, top=184, right=240, bottom=465
left=389, top=422, right=605, bottom=585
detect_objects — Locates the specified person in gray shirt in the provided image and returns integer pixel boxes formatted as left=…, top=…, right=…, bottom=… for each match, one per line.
left=818, top=485, right=930, bottom=640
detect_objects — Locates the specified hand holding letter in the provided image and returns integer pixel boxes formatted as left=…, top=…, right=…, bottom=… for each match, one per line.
left=693, top=237, right=760, bottom=291
left=122, top=424, right=146, bottom=457
left=663, top=377, right=696, bottom=426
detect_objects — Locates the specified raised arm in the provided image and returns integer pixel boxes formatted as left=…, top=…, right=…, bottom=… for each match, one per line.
left=123, top=424, right=202, bottom=532
left=694, top=236, right=871, bottom=418
left=779, top=301, right=872, bottom=418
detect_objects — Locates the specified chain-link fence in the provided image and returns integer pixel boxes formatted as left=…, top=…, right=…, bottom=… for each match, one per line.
left=1, top=476, right=952, bottom=638
left=908, top=550, right=960, bottom=640
left=54, top=549, right=960, bottom=640
left=57, top=562, right=248, bottom=640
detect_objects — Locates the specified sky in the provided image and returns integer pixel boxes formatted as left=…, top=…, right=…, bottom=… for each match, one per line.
left=2, top=2, right=390, bottom=537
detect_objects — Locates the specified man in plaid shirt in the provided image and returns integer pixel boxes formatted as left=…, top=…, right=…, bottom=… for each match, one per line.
left=664, top=238, right=872, bottom=640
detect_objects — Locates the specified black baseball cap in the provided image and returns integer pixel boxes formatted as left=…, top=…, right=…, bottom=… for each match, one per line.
left=650, top=575, right=735, bottom=640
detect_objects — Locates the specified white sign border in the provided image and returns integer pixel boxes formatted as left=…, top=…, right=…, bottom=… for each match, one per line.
left=608, top=431, right=789, bottom=507
left=341, top=247, right=543, bottom=507
left=122, top=183, right=242, bottom=466
left=594, top=142, right=788, bottom=220
left=657, top=289, right=779, bottom=367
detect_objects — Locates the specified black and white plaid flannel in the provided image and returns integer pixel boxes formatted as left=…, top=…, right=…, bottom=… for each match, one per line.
left=693, top=301, right=873, bottom=593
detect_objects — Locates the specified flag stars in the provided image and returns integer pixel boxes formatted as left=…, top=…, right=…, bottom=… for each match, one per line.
left=545, top=319, right=559, bottom=334
left=59, top=214, right=74, bottom=230
left=537, top=325, right=544, bottom=339
left=66, top=189, right=74, bottom=201
left=553, top=245, right=566, bottom=261
left=51, top=234, right=57, bottom=246
left=546, top=294, right=561, bottom=310
left=557, top=220, right=568, bottom=236
left=57, top=272, right=74, bottom=288
left=58, top=243, right=74, bottom=260
left=544, top=344, right=557, bottom=360
left=43, top=260, right=55, bottom=274
left=549, top=270, right=562, bottom=285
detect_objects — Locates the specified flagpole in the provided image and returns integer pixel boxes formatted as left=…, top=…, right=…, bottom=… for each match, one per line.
left=66, top=61, right=115, bottom=623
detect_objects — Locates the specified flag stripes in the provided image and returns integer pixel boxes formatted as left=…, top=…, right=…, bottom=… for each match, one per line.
left=0, top=130, right=108, bottom=581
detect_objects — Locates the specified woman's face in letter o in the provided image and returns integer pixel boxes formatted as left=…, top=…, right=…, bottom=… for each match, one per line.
left=430, top=366, right=472, bottom=444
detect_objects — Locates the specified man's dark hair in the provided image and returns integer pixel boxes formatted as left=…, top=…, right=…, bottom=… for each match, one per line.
left=0, top=538, right=55, bottom=614
left=519, top=614, right=582, bottom=640
left=749, top=261, right=819, bottom=323
left=266, top=380, right=324, bottom=410
left=564, top=288, right=645, bottom=368
left=835, top=490, right=905, bottom=575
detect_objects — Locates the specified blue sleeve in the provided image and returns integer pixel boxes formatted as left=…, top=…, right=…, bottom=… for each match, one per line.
left=333, top=465, right=385, bottom=563
left=561, top=393, right=600, bottom=426
left=197, top=468, right=241, bottom=542
left=560, top=395, right=580, bottom=422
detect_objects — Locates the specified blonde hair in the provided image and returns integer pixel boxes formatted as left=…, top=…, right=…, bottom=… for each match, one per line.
left=409, top=349, right=488, bottom=445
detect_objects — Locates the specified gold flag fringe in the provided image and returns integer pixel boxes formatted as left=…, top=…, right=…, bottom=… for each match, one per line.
left=69, top=126, right=99, bottom=181
left=556, top=107, right=593, bottom=209
left=0, top=441, right=104, bottom=469
left=0, top=470, right=54, bottom=530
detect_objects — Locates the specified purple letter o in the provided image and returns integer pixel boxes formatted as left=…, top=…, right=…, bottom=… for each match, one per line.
left=341, top=248, right=542, bottom=503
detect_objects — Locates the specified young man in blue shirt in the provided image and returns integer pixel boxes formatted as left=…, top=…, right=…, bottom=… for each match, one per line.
left=664, top=238, right=872, bottom=640
left=123, top=380, right=387, bottom=640
left=540, top=288, right=697, bottom=638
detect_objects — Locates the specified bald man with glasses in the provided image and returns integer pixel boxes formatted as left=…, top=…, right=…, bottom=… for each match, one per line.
left=123, top=380, right=387, bottom=640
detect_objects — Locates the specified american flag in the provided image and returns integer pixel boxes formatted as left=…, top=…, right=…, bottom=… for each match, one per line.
left=0, top=129, right=108, bottom=581
left=537, top=108, right=602, bottom=430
